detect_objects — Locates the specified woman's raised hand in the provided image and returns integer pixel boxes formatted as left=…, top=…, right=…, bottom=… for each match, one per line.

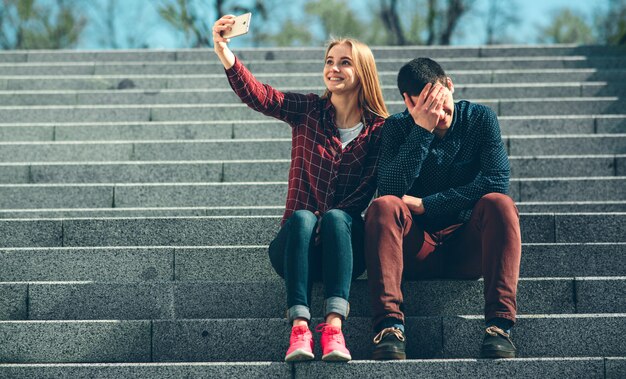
left=212, top=15, right=236, bottom=69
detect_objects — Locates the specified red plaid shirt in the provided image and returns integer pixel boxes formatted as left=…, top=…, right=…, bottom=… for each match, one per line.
left=226, top=58, right=385, bottom=225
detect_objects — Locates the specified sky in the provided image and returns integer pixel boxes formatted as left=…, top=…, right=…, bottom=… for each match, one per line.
left=74, top=0, right=603, bottom=50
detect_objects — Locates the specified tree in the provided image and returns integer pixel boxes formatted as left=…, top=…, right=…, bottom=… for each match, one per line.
left=157, top=0, right=272, bottom=48
left=0, top=0, right=86, bottom=50
left=595, top=0, right=626, bottom=45
left=484, top=0, right=520, bottom=44
left=538, top=8, right=595, bottom=44
left=304, top=0, right=365, bottom=42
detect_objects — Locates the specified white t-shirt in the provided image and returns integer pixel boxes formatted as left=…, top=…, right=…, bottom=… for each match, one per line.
left=338, top=122, right=364, bottom=149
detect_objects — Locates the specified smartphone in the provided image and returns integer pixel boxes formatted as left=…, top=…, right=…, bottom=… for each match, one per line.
left=222, top=13, right=252, bottom=39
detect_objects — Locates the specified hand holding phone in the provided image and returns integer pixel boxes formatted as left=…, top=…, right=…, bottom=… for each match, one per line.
left=222, top=13, right=251, bottom=39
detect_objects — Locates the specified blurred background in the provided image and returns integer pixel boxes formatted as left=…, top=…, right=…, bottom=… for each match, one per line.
left=0, top=0, right=625, bottom=50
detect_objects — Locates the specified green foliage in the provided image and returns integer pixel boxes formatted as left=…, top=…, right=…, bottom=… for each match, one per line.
left=538, top=8, right=595, bottom=44
left=157, top=0, right=212, bottom=47
left=0, top=0, right=86, bottom=50
left=263, top=19, right=313, bottom=47
left=305, top=0, right=365, bottom=41
left=595, top=0, right=626, bottom=45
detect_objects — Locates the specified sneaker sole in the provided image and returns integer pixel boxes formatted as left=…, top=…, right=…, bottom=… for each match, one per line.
left=322, top=350, right=352, bottom=362
left=371, top=350, right=406, bottom=360
left=480, top=349, right=516, bottom=359
left=285, top=349, right=315, bottom=362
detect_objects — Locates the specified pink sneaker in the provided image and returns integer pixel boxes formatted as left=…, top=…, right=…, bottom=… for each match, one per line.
left=316, top=323, right=352, bottom=362
left=285, top=325, right=314, bottom=362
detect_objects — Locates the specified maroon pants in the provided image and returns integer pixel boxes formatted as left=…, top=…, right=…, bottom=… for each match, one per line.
left=364, top=193, right=521, bottom=327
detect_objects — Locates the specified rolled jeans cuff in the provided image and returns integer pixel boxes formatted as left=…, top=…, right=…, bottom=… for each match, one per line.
left=324, top=296, right=350, bottom=319
left=287, top=305, right=311, bottom=323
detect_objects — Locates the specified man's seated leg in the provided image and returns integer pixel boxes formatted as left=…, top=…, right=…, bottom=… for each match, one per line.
left=364, top=195, right=445, bottom=360
left=444, top=192, right=521, bottom=358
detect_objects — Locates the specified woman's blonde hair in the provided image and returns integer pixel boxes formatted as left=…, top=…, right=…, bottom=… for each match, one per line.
left=322, top=38, right=389, bottom=119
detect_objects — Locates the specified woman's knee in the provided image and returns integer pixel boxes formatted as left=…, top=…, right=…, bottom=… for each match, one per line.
left=289, top=209, right=318, bottom=229
left=321, top=209, right=352, bottom=231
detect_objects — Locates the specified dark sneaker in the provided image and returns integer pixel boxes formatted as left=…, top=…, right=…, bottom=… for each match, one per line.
left=480, top=326, right=517, bottom=358
left=372, top=327, right=406, bottom=360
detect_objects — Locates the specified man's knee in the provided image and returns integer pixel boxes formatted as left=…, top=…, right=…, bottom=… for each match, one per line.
left=367, top=195, right=405, bottom=221
left=477, top=193, right=518, bottom=217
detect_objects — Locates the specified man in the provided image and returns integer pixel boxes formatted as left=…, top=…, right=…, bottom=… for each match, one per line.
left=365, top=58, right=521, bottom=359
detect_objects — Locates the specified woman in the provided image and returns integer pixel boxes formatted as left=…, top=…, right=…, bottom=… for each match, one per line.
left=213, top=15, right=388, bottom=362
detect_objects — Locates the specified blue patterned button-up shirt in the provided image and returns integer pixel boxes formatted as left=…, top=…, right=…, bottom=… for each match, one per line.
left=377, top=100, right=510, bottom=231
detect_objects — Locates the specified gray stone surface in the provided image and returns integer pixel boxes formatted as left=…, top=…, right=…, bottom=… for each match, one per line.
left=498, top=116, right=596, bottom=135
left=556, top=214, right=626, bottom=243
left=0, top=284, right=27, bottom=320
left=617, top=156, right=626, bottom=176
left=0, top=166, right=29, bottom=184
left=114, top=183, right=287, bottom=207
left=0, top=92, right=78, bottom=106
left=233, top=122, right=302, bottom=139
left=521, top=243, right=626, bottom=277
left=519, top=178, right=626, bottom=202
left=26, top=51, right=177, bottom=63
left=0, top=64, right=95, bottom=76
left=0, top=106, right=151, bottom=123
left=174, top=247, right=273, bottom=281
left=30, top=163, right=223, bottom=184
left=492, top=69, right=626, bottom=83
left=5, top=77, right=170, bottom=91
left=55, top=122, right=233, bottom=141
left=0, top=320, right=151, bottom=363
left=0, top=219, right=62, bottom=248
left=0, top=52, right=27, bottom=63
left=0, top=185, right=113, bottom=209
left=443, top=315, right=626, bottom=358
left=0, top=363, right=292, bottom=379
left=294, top=358, right=605, bottom=379
left=223, top=161, right=289, bottom=182
left=0, top=208, right=208, bottom=219
left=509, top=135, right=626, bottom=155
left=0, top=142, right=133, bottom=162
left=132, top=140, right=291, bottom=161
left=597, top=116, right=626, bottom=134
left=607, top=357, right=626, bottom=379
left=576, top=277, right=626, bottom=313
left=518, top=202, right=626, bottom=213
left=520, top=214, right=555, bottom=243
left=0, top=247, right=173, bottom=282
left=29, top=282, right=175, bottom=320
left=152, top=317, right=442, bottom=362
left=501, top=98, right=626, bottom=117
left=510, top=156, right=616, bottom=178
left=0, top=125, right=54, bottom=142
left=62, top=216, right=280, bottom=247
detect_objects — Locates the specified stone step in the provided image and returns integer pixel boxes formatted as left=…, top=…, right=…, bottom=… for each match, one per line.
left=1, top=243, right=623, bottom=283
left=0, top=118, right=618, bottom=144
left=0, top=115, right=623, bottom=143
left=0, top=135, right=623, bottom=163
left=2, top=98, right=624, bottom=123
left=0, top=155, right=620, bottom=184
left=1, top=45, right=624, bottom=63
left=1, top=56, right=625, bottom=76
left=1, top=82, right=625, bottom=106
left=0, top=213, right=624, bottom=248
left=2, top=277, right=623, bottom=321
left=3, top=69, right=626, bottom=91
left=1, top=358, right=623, bottom=379
left=0, top=177, right=623, bottom=209
left=0, top=315, right=624, bottom=362
left=1, top=200, right=625, bottom=219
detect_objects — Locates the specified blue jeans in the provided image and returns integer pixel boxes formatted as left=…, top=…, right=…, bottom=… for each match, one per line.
left=268, top=209, right=365, bottom=322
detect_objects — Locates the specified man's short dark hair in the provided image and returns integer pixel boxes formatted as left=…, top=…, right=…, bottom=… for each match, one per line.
left=397, top=58, right=448, bottom=98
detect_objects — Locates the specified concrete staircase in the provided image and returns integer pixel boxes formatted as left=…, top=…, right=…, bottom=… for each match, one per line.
left=0, top=44, right=624, bottom=378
